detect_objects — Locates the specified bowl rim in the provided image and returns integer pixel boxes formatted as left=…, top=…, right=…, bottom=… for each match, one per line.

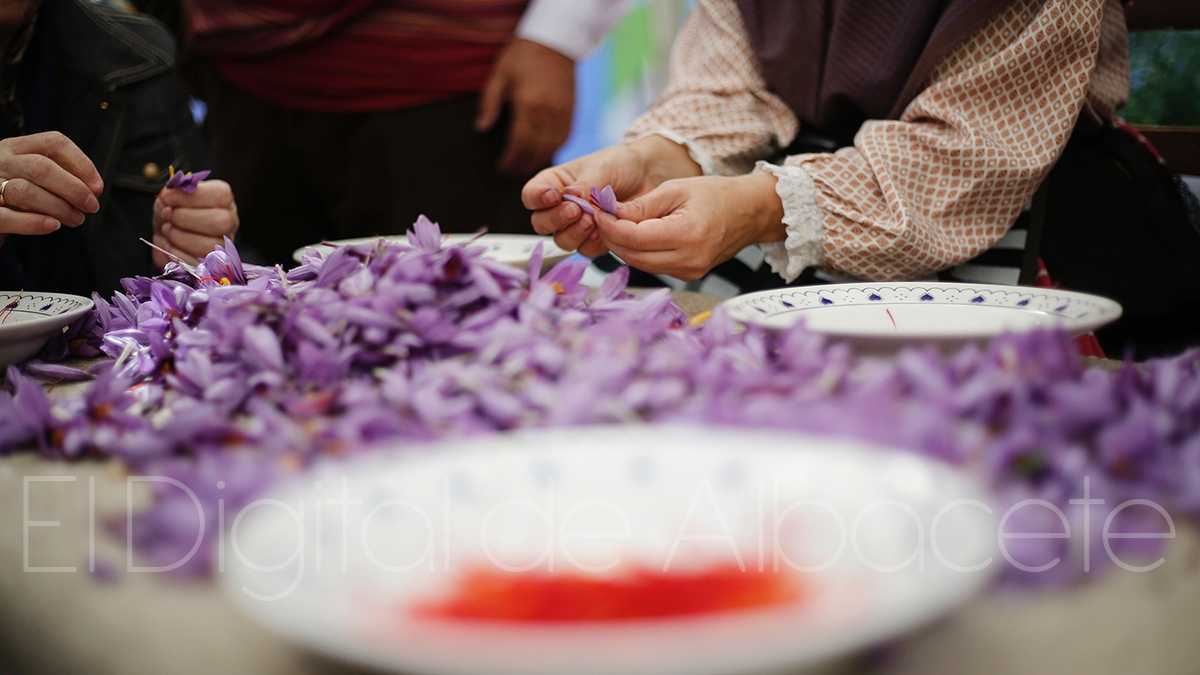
left=0, top=290, right=95, bottom=341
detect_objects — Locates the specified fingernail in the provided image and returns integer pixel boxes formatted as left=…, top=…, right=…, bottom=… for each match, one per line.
left=84, top=195, right=99, bottom=213
left=71, top=211, right=85, bottom=226
left=44, top=219, right=60, bottom=232
left=541, top=188, right=558, bottom=206
left=561, top=202, right=579, bottom=220
left=578, top=217, right=593, bottom=233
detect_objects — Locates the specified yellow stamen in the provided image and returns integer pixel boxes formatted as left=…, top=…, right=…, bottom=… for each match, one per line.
left=689, top=310, right=713, bottom=327
left=551, top=282, right=566, bottom=295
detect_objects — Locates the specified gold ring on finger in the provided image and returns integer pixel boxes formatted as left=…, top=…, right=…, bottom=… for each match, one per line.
left=0, top=179, right=9, bottom=208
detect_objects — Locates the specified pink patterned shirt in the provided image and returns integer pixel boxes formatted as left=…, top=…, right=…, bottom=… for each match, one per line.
left=626, top=0, right=1129, bottom=281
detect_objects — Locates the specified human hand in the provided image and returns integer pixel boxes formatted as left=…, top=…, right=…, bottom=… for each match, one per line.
left=521, top=136, right=703, bottom=257
left=0, top=131, right=102, bottom=236
left=476, top=38, right=574, bottom=178
left=596, top=173, right=786, bottom=280
left=152, top=180, right=239, bottom=269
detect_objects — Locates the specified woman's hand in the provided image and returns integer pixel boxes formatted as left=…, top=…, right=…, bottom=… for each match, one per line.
left=596, top=172, right=786, bottom=280
left=0, top=131, right=102, bottom=237
left=152, top=179, right=239, bottom=269
left=521, top=135, right=701, bottom=258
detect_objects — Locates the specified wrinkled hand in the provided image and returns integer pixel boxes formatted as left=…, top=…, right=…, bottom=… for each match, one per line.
left=0, top=131, right=102, bottom=241
left=476, top=39, right=574, bottom=178
left=152, top=180, right=239, bottom=269
left=596, top=173, right=785, bottom=281
left=521, top=136, right=702, bottom=258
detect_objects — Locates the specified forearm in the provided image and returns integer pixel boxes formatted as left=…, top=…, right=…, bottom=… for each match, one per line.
left=623, top=0, right=796, bottom=176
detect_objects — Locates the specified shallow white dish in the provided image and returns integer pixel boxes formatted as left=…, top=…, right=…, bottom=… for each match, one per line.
left=722, top=282, right=1122, bottom=349
left=222, top=425, right=997, bottom=675
left=293, top=233, right=569, bottom=265
left=0, top=291, right=93, bottom=368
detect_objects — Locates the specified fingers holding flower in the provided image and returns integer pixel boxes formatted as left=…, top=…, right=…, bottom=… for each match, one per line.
left=521, top=146, right=645, bottom=253
left=597, top=173, right=786, bottom=280
left=521, top=136, right=704, bottom=255
left=153, top=177, right=239, bottom=269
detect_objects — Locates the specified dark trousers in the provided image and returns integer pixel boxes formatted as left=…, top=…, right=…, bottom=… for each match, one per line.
left=194, top=63, right=538, bottom=266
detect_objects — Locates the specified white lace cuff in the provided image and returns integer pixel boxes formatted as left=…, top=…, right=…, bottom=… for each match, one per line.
left=754, top=161, right=823, bottom=283
left=626, top=128, right=719, bottom=176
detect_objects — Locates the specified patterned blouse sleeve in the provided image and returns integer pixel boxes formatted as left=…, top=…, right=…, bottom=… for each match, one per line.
left=627, top=0, right=1126, bottom=283
left=780, top=0, right=1120, bottom=280
left=623, top=0, right=798, bottom=177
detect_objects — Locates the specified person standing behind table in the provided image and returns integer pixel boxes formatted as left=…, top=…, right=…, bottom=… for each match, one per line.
left=185, top=0, right=629, bottom=266
left=0, top=0, right=239, bottom=296
left=525, top=0, right=1200, bottom=357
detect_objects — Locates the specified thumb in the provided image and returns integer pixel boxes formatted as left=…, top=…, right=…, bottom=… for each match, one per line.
left=475, top=69, right=506, bottom=132
left=614, top=184, right=684, bottom=224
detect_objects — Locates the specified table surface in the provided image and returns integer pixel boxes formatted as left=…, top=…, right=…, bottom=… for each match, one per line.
left=2, top=290, right=1197, bottom=675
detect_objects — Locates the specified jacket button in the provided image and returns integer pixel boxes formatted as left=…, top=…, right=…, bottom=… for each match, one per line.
left=142, top=162, right=161, bottom=180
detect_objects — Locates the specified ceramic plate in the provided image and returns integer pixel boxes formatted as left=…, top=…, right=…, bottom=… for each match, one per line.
left=0, top=291, right=93, bottom=368
left=293, top=233, right=569, bottom=265
left=722, top=282, right=1122, bottom=349
left=222, top=425, right=997, bottom=675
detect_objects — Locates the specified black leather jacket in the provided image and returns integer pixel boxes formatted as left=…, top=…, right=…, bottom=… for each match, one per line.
left=0, top=0, right=207, bottom=296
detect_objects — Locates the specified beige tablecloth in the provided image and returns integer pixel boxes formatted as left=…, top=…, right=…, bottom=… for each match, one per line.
left=3, top=290, right=1198, bottom=675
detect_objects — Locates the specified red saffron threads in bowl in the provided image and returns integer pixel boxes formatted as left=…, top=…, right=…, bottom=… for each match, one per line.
left=413, top=563, right=804, bottom=622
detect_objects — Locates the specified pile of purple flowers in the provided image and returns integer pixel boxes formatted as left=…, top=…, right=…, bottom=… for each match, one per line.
left=2, top=216, right=1199, bottom=584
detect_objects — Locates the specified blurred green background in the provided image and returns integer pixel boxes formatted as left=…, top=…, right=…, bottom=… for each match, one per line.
left=1125, top=30, right=1200, bottom=126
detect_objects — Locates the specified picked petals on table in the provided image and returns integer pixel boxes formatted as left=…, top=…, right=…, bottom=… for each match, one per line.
left=24, top=360, right=94, bottom=382
left=3, top=214, right=1200, bottom=584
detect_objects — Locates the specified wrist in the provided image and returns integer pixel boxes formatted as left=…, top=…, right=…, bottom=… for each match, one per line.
left=738, top=172, right=786, bottom=245
left=626, top=135, right=703, bottom=189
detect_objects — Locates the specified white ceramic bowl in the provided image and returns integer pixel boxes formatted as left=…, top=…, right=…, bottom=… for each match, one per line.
left=223, top=425, right=997, bottom=675
left=722, top=282, right=1122, bottom=352
left=293, top=233, right=569, bottom=266
left=0, top=291, right=93, bottom=369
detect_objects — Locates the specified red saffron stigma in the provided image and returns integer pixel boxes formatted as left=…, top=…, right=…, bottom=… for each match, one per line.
left=413, top=563, right=803, bottom=622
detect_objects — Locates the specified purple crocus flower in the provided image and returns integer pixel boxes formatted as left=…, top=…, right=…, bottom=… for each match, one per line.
left=195, top=238, right=247, bottom=286
left=163, top=167, right=211, bottom=193
left=561, top=184, right=618, bottom=217
left=591, top=185, right=618, bottom=215
left=37, top=309, right=103, bottom=361
left=407, top=215, right=443, bottom=252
